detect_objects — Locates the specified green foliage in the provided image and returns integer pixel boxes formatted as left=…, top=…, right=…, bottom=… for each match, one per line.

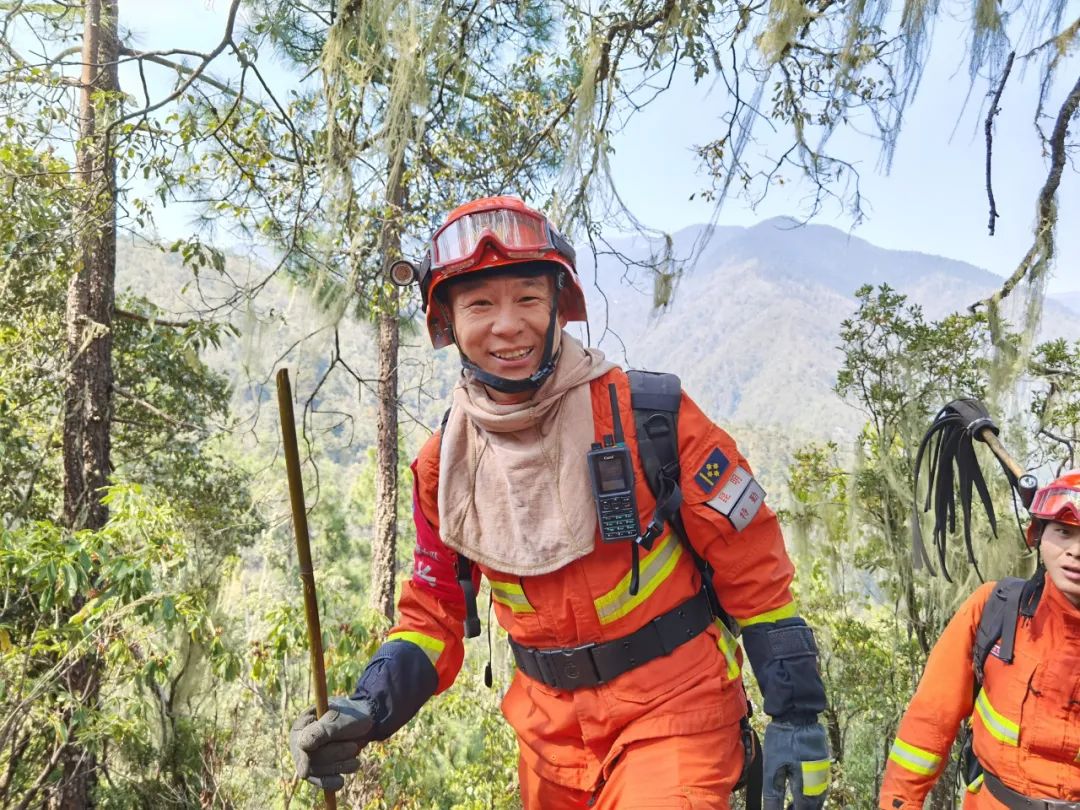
left=785, top=283, right=1080, bottom=806
left=0, top=119, right=265, bottom=805
left=0, top=484, right=249, bottom=807
left=1029, top=337, right=1080, bottom=474
left=837, top=284, right=993, bottom=428
left=782, top=441, right=925, bottom=803
left=343, top=664, right=521, bottom=810
left=3, top=1, right=1075, bottom=806
left=835, top=284, right=1010, bottom=610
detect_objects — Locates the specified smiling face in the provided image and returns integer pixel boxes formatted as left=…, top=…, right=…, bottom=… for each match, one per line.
left=1041, top=520, right=1080, bottom=608
left=445, top=270, right=567, bottom=404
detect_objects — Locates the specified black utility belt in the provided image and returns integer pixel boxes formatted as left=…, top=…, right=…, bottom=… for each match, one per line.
left=984, top=771, right=1080, bottom=810
left=508, top=590, right=713, bottom=692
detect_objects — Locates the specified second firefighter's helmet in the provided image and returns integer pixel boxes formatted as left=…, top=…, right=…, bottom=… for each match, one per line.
left=1026, top=470, right=1080, bottom=546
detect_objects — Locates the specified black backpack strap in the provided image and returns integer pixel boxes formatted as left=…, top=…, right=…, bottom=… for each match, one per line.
left=456, top=552, right=481, bottom=638
left=962, top=569, right=1045, bottom=791
left=626, top=371, right=727, bottom=629
left=972, top=574, right=1043, bottom=687
left=627, top=370, right=759, bottom=809
left=628, top=371, right=684, bottom=550
left=1018, top=565, right=1046, bottom=621
left=973, top=577, right=1023, bottom=685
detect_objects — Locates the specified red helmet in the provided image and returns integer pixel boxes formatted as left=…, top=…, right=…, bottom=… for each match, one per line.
left=418, top=196, right=588, bottom=348
left=1025, top=470, right=1080, bottom=546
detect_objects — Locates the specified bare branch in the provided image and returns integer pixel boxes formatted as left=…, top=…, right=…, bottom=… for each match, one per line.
left=114, top=308, right=198, bottom=329
left=985, top=51, right=1014, bottom=236
left=107, top=0, right=242, bottom=133
left=1039, top=426, right=1075, bottom=470
left=118, top=48, right=245, bottom=100
left=112, top=385, right=209, bottom=434
left=972, top=68, right=1080, bottom=312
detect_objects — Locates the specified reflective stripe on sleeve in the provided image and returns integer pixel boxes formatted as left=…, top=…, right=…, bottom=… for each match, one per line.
left=974, top=689, right=1019, bottom=747
left=490, top=580, right=535, bottom=614
left=594, top=534, right=682, bottom=624
left=887, top=738, right=942, bottom=777
left=966, top=773, right=985, bottom=793
left=736, top=601, right=798, bottom=628
left=801, top=759, right=830, bottom=797
left=713, top=619, right=741, bottom=680
left=386, top=631, right=445, bottom=666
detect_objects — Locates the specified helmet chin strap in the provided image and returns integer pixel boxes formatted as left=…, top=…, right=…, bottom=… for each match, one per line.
left=458, top=294, right=561, bottom=395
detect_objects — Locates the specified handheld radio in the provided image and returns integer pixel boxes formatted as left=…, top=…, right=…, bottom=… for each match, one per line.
left=587, top=384, right=641, bottom=542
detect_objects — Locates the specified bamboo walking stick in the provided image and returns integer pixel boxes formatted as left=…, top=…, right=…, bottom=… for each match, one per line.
left=276, top=368, right=338, bottom=810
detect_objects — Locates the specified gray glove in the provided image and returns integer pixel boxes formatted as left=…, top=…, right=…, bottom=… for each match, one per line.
left=762, top=721, right=830, bottom=810
left=289, top=696, right=376, bottom=791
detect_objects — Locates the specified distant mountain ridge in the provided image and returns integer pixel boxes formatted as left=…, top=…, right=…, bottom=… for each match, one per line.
left=574, top=217, right=1080, bottom=441
left=117, top=218, right=1080, bottom=489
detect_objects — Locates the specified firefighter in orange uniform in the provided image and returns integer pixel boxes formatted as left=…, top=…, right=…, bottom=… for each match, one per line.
left=289, top=197, right=831, bottom=809
left=880, top=472, right=1080, bottom=809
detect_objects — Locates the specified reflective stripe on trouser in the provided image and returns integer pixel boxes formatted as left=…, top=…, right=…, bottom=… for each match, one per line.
left=888, top=738, right=943, bottom=777
left=517, top=722, right=744, bottom=810
left=386, top=630, right=445, bottom=666
left=713, top=619, right=741, bottom=680
left=801, top=760, right=830, bottom=797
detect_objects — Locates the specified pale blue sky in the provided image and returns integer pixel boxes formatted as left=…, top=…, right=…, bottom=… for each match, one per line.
left=121, top=2, right=1079, bottom=294
left=604, top=14, right=1080, bottom=295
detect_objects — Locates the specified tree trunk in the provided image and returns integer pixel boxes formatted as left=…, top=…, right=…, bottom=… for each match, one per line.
left=369, top=168, right=405, bottom=621
left=371, top=299, right=400, bottom=620
left=56, top=0, right=118, bottom=805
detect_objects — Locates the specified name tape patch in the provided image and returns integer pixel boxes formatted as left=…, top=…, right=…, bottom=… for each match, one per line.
left=705, top=465, right=766, bottom=531
left=706, top=465, right=752, bottom=514
left=728, top=479, right=766, bottom=531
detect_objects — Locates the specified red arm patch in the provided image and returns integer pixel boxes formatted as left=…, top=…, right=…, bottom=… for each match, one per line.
left=410, top=462, right=466, bottom=603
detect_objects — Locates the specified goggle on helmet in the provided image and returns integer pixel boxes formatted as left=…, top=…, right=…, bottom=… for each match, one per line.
left=408, top=196, right=588, bottom=349
left=1026, top=470, right=1080, bottom=546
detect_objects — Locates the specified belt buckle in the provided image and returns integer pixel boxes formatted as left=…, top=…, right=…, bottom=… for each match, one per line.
left=549, top=642, right=599, bottom=690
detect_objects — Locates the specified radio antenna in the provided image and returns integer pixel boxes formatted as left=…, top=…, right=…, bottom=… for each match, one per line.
left=608, top=384, right=625, bottom=445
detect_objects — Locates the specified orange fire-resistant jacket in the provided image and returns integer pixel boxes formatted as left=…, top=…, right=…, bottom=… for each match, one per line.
left=386, top=367, right=799, bottom=792
left=879, top=577, right=1080, bottom=809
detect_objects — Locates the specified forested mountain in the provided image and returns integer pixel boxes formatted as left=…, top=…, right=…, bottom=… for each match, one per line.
left=127, top=218, right=1080, bottom=450
left=6, top=2, right=1078, bottom=808
left=579, top=217, right=1080, bottom=439
left=120, top=219, right=1080, bottom=499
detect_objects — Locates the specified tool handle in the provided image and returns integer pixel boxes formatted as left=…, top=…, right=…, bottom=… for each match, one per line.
left=977, top=427, right=1025, bottom=481
left=276, top=369, right=337, bottom=810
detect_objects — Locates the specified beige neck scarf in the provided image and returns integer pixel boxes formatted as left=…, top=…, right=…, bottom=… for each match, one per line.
left=438, top=333, right=615, bottom=576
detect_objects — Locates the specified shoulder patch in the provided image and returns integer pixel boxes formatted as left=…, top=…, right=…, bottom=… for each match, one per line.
left=704, top=465, right=766, bottom=531
left=694, top=448, right=731, bottom=493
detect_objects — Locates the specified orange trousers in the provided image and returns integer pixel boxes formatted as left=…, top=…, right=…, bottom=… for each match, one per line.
left=517, top=723, right=746, bottom=810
